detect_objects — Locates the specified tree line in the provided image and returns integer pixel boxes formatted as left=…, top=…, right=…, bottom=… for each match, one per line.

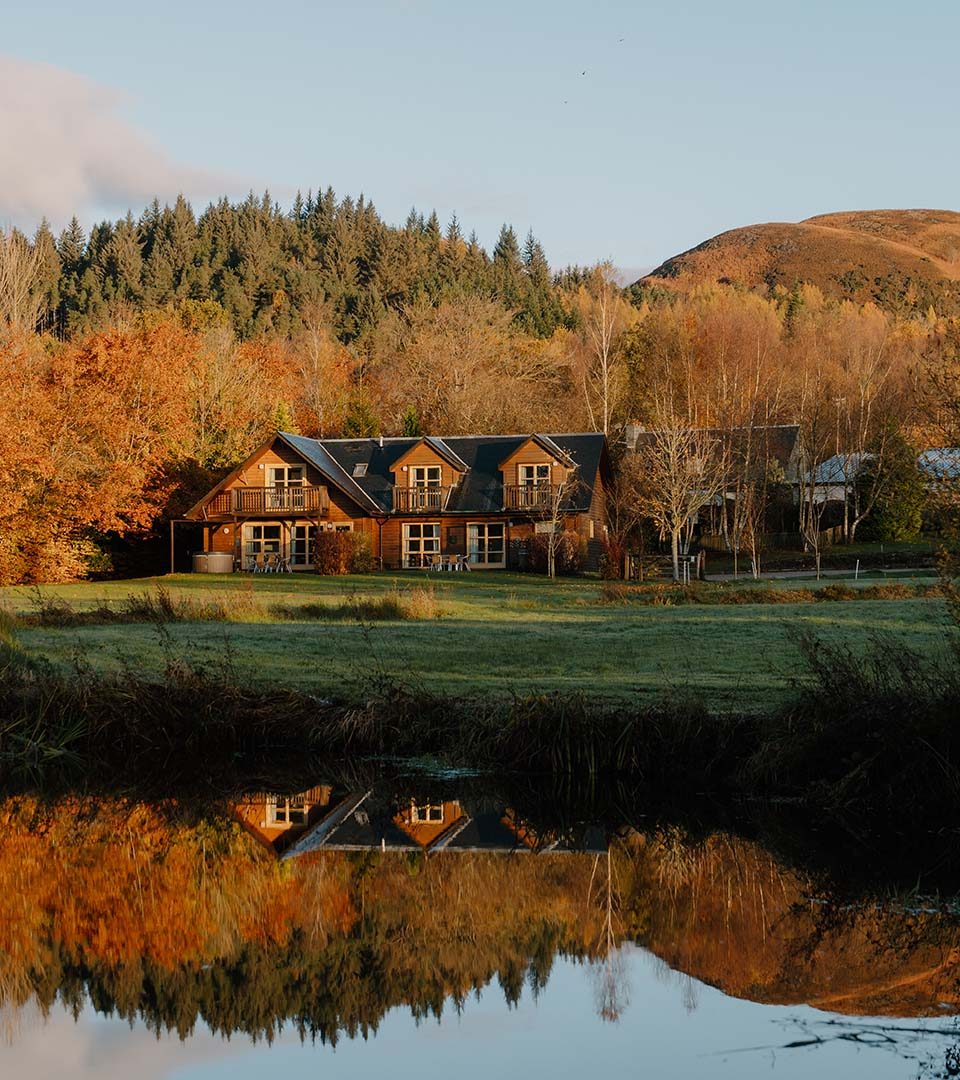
left=2, top=191, right=960, bottom=582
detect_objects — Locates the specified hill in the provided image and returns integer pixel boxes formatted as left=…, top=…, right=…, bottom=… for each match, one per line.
left=639, top=209, right=960, bottom=314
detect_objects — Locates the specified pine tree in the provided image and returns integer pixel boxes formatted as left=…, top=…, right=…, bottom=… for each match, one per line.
left=342, top=395, right=381, bottom=437
left=273, top=401, right=299, bottom=434
left=56, top=217, right=87, bottom=272
left=492, top=224, right=523, bottom=307
left=400, top=405, right=423, bottom=437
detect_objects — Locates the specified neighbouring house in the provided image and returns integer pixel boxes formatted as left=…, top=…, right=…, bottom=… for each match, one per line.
left=175, top=431, right=609, bottom=572
left=624, top=423, right=805, bottom=484
left=806, top=452, right=869, bottom=506
left=807, top=447, right=960, bottom=504
left=918, top=448, right=960, bottom=486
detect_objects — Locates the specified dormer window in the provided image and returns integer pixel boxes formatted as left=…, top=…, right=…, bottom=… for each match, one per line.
left=411, top=465, right=442, bottom=488
left=268, top=466, right=304, bottom=488
left=519, top=463, right=550, bottom=487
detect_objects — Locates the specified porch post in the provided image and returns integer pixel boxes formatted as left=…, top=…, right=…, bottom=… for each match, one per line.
left=169, top=520, right=175, bottom=575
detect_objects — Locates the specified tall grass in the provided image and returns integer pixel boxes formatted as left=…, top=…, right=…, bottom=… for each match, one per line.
left=596, top=580, right=937, bottom=606
left=19, top=583, right=445, bottom=627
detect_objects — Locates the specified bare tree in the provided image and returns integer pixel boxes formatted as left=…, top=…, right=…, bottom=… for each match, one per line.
left=574, top=263, right=637, bottom=435
left=543, top=469, right=583, bottom=579
left=0, top=228, right=43, bottom=337
left=634, top=395, right=726, bottom=582
left=604, top=452, right=647, bottom=578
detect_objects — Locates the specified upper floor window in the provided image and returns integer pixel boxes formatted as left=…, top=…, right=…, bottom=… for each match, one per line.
left=519, top=463, right=550, bottom=487
left=411, top=465, right=442, bottom=488
left=268, top=466, right=304, bottom=488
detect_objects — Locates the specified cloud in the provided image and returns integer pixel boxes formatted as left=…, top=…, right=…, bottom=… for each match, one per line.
left=0, top=54, right=227, bottom=228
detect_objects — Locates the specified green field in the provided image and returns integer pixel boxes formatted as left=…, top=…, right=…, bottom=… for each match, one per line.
left=1, top=572, right=952, bottom=709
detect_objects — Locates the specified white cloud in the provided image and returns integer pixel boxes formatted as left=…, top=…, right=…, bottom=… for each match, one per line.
left=0, top=54, right=227, bottom=228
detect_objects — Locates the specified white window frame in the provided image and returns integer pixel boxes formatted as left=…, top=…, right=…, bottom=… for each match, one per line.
left=411, top=465, right=442, bottom=488
left=467, top=522, right=506, bottom=567
left=290, top=524, right=311, bottom=566
left=409, top=802, right=444, bottom=824
left=244, top=523, right=282, bottom=559
left=268, top=794, right=307, bottom=826
left=267, top=465, right=304, bottom=488
left=519, top=463, right=551, bottom=487
left=403, top=522, right=441, bottom=568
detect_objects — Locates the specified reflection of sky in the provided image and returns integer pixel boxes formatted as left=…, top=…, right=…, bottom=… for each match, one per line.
left=2, top=946, right=954, bottom=1080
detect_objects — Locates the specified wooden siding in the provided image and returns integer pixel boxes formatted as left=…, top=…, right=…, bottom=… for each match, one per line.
left=393, top=800, right=465, bottom=847
left=498, top=438, right=572, bottom=493
left=389, top=442, right=463, bottom=490
left=233, top=785, right=336, bottom=853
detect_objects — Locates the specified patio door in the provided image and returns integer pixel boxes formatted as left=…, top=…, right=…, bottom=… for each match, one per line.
left=244, top=524, right=282, bottom=564
left=267, top=466, right=305, bottom=510
left=403, top=523, right=440, bottom=568
left=467, top=523, right=505, bottom=567
left=290, top=524, right=311, bottom=566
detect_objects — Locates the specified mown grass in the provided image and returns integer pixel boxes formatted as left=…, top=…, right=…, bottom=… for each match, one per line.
left=0, top=572, right=951, bottom=709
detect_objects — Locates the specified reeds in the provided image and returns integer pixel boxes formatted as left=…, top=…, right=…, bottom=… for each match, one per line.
left=596, top=580, right=936, bottom=606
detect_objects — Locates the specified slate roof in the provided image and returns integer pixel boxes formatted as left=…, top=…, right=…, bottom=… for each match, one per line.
left=919, top=448, right=960, bottom=481
left=629, top=424, right=802, bottom=476
left=280, top=432, right=607, bottom=515
left=808, top=452, right=870, bottom=485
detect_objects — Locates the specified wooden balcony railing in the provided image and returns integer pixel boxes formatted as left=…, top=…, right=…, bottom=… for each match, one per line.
left=205, top=486, right=330, bottom=516
left=503, top=483, right=561, bottom=511
left=393, top=486, right=452, bottom=513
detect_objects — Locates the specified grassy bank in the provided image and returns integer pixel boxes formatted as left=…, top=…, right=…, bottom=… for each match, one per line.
left=2, top=614, right=959, bottom=830
left=0, top=572, right=951, bottom=708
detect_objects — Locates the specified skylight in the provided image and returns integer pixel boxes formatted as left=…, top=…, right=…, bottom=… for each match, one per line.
left=352, top=463, right=368, bottom=477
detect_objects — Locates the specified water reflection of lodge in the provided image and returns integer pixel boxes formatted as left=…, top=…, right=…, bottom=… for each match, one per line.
left=232, top=787, right=607, bottom=857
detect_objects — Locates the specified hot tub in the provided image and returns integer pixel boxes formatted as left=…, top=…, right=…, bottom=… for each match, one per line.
left=192, top=551, right=234, bottom=573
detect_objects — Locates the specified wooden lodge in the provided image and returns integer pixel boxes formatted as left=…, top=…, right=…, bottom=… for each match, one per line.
left=176, top=431, right=609, bottom=572
left=231, top=786, right=608, bottom=858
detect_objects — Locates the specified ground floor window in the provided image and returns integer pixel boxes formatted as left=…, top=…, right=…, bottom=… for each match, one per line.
left=403, top=523, right=440, bottom=568
left=244, top=524, right=282, bottom=560
left=468, top=523, right=505, bottom=566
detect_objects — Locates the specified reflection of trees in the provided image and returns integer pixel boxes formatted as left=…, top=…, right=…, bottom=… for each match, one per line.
left=589, top=847, right=631, bottom=1022
left=0, top=796, right=610, bottom=1043
left=3, top=795, right=960, bottom=1049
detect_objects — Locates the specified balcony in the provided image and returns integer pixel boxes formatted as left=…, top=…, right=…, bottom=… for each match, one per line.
left=206, top=486, right=330, bottom=517
left=393, top=486, right=452, bottom=513
left=503, top=483, right=561, bottom=511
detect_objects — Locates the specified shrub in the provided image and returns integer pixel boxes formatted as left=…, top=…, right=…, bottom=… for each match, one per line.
left=314, top=531, right=374, bottom=575
left=272, top=586, right=443, bottom=622
left=528, top=530, right=584, bottom=575
left=599, top=539, right=626, bottom=580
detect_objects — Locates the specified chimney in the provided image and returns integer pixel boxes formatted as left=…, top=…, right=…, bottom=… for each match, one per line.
left=624, top=422, right=644, bottom=449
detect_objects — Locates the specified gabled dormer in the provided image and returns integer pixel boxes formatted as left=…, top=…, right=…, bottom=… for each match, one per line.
left=499, top=435, right=577, bottom=511
left=390, top=436, right=468, bottom=512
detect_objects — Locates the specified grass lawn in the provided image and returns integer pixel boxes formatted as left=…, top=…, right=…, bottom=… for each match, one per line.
left=1, top=571, right=952, bottom=710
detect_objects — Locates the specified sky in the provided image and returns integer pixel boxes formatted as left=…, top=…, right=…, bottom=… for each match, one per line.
left=2, top=0, right=959, bottom=272
left=0, top=949, right=941, bottom=1079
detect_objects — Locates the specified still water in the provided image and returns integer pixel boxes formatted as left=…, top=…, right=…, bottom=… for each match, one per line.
left=0, top=777, right=958, bottom=1079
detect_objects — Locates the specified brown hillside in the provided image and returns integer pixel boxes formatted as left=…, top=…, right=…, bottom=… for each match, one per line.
left=641, top=209, right=960, bottom=313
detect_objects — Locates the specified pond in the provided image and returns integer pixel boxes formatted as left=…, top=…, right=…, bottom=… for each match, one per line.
left=1, top=772, right=958, bottom=1079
